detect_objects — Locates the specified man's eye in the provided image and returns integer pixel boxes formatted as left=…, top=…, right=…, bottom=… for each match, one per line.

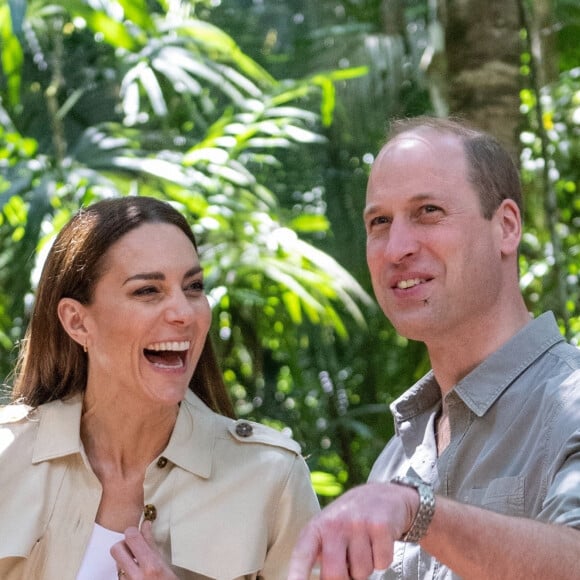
left=423, top=205, right=441, bottom=213
left=370, top=216, right=390, bottom=226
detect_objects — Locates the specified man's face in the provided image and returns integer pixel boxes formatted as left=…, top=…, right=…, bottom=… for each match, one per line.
left=363, top=129, right=506, bottom=345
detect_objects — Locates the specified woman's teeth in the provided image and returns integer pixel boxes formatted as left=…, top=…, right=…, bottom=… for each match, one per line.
left=145, top=341, right=190, bottom=352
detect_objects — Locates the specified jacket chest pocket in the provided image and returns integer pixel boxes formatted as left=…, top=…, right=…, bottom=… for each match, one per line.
left=0, top=534, right=49, bottom=580
left=171, top=571, right=261, bottom=580
left=168, top=476, right=268, bottom=580
left=170, top=527, right=265, bottom=580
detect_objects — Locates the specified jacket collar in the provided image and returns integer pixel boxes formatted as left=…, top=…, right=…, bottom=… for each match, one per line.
left=161, top=390, right=214, bottom=478
left=31, top=389, right=216, bottom=479
left=32, top=395, right=83, bottom=463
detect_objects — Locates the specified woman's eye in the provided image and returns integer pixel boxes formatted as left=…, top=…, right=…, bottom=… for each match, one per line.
left=134, top=286, right=158, bottom=297
left=186, top=280, right=204, bottom=293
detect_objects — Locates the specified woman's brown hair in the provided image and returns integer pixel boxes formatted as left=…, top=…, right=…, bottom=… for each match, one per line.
left=12, top=196, right=235, bottom=418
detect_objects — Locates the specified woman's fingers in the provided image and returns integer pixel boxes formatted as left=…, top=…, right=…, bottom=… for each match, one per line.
left=110, top=523, right=177, bottom=579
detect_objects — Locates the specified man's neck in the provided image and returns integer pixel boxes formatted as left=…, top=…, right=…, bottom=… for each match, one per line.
left=427, top=305, right=532, bottom=396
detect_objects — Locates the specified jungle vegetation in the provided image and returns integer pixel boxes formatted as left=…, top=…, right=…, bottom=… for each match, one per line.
left=1, top=0, right=579, bottom=500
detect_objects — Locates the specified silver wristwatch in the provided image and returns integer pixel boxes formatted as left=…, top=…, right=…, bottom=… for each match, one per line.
left=390, top=475, right=435, bottom=543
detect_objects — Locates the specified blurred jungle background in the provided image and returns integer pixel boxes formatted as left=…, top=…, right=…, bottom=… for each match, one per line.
left=1, top=0, right=579, bottom=502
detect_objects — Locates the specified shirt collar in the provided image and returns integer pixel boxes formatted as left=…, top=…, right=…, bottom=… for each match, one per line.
left=454, top=311, right=564, bottom=416
left=391, top=371, right=441, bottom=426
left=31, top=389, right=217, bottom=479
left=391, top=312, right=565, bottom=423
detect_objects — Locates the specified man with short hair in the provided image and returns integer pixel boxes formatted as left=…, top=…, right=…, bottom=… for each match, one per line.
left=288, top=117, right=580, bottom=579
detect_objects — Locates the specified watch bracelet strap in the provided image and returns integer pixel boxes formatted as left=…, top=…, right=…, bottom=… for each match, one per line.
left=390, top=475, right=436, bottom=543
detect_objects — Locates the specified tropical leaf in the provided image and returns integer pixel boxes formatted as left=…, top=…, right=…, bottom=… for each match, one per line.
left=0, top=2, right=24, bottom=106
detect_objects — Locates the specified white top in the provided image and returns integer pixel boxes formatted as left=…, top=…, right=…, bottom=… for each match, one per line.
left=77, top=523, right=125, bottom=579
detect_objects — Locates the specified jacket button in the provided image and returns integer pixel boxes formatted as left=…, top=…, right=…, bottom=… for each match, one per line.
left=143, top=504, right=157, bottom=521
left=235, top=422, right=253, bottom=437
left=157, top=456, right=168, bottom=468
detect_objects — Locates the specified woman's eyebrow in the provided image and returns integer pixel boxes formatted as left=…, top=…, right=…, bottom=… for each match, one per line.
left=123, top=272, right=165, bottom=285
left=123, top=265, right=202, bottom=286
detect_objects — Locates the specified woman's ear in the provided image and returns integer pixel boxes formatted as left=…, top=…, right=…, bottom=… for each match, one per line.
left=58, top=298, right=89, bottom=350
left=495, top=198, right=522, bottom=257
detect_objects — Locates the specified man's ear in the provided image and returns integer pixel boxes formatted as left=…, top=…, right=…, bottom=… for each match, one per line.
left=495, top=198, right=522, bottom=257
left=58, top=298, right=89, bottom=349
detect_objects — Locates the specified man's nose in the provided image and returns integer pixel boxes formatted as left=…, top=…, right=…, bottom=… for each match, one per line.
left=383, top=219, right=421, bottom=264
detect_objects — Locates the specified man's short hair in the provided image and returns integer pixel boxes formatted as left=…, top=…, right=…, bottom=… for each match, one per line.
left=386, top=116, right=523, bottom=219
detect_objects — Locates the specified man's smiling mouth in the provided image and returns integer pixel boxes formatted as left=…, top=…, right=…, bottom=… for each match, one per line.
left=396, top=278, right=427, bottom=290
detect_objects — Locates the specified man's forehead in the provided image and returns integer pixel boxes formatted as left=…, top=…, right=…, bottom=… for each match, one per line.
left=379, top=127, right=464, bottom=158
left=365, top=129, right=471, bottom=205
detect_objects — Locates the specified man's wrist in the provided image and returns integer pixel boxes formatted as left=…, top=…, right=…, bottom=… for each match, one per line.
left=390, top=475, right=435, bottom=543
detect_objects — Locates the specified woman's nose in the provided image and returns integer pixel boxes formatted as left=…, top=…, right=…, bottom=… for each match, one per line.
left=164, top=292, right=195, bottom=324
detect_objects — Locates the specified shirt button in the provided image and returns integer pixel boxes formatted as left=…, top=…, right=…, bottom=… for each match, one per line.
left=157, top=456, right=168, bottom=468
left=235, top=421, right=253, bottom=437
left=143, top=504, right=157, bottom=521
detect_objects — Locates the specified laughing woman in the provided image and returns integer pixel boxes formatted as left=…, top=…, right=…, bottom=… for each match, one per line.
left=0, top=197, right=319, bottom=579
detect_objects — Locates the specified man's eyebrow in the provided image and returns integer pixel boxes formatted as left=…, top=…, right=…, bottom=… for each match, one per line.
left=363, top=204, right=381, bottom=220
left=363, top=193, right=436, bottom=219
left=123, top=266, right=202, bottom=286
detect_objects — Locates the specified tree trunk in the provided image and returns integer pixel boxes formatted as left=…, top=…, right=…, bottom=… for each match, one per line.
left=526, top=0, right=558, bottom=88
left=441, top=0, right=522, bottom=159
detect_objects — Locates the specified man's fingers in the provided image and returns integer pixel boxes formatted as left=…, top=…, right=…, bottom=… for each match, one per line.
left=370, top=527, right=394, bottom=572
left=287, top=524, right=322, bottom=580
left=318, top=532, right=351, bottom=580
left=345, top=530, right=374, bottom=580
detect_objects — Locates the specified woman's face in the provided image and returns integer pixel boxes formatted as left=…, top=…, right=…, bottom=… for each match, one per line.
left=79, top=222, right=211, bottom=408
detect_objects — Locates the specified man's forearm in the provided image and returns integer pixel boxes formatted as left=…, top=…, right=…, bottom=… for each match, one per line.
left=421, top=496, right=580, bottom=579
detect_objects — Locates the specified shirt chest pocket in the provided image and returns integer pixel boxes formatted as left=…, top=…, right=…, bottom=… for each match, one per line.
left=463, top=475, right=525, bottom=517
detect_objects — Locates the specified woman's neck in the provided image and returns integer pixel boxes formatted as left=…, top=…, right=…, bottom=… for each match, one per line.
left=80, top=388, right=178, bottom=476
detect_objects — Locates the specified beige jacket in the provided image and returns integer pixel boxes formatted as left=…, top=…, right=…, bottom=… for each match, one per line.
left=0, top=390, right=319, bottom=579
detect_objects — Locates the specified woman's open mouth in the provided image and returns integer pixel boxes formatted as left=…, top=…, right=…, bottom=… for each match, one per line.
left=143, top=340, right=190, bottom=369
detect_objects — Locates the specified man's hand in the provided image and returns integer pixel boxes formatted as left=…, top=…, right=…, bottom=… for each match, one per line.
left=287, top=482, right=419, bottom=580
left=111, top=520, right=178, bottom=579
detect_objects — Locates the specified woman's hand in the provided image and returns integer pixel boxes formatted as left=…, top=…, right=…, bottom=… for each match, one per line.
left=111, top=520, right=178, bottom=579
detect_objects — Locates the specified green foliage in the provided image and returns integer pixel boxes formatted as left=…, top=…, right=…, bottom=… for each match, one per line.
left=555, top=0, right=580, bottom=72
left=0, top=0, right=373, bottom=452
left=209, top=0, right=580, bottom=494
left=3, top=0, right=578, bottom=498
left=519, top=68, right=580, bottom=344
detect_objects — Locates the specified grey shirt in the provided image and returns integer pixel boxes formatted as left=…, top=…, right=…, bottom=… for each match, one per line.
left=369, top=312, right=580, bottom=579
